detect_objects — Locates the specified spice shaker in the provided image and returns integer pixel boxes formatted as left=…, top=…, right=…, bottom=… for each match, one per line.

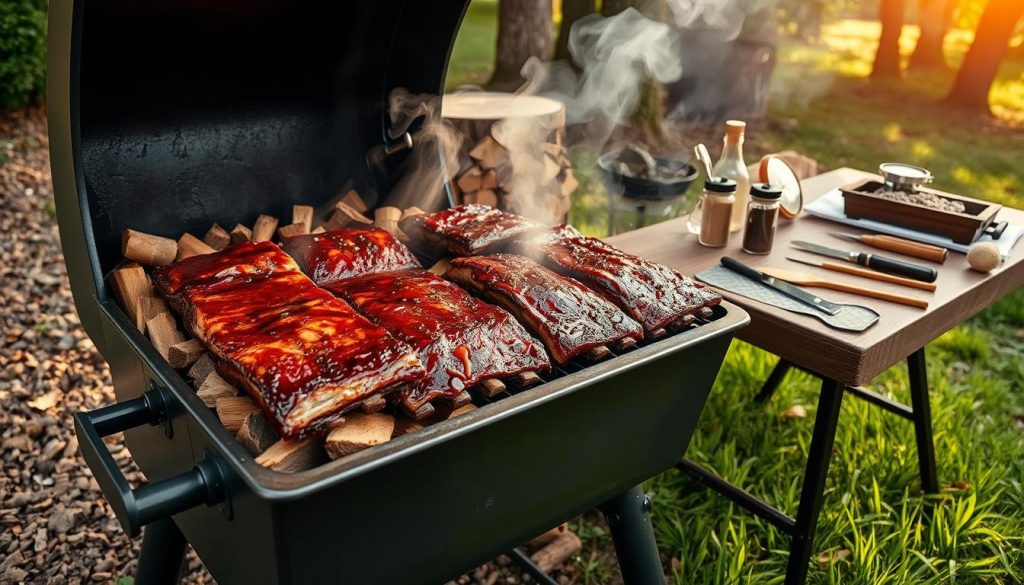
left=686, top=178, right=736, bottom=248
left=742, top=183, right=782, bottom=255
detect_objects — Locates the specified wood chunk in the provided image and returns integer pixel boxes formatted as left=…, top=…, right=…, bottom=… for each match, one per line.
left=359, top=393, right=387, bottom=414
left=447, top=404, right=477, bottom=419
left=475, top=189, right=498, bottom=208
left=428, top=258, right=451, bottom=276
left=456, top=166, right=483, bottom=193
left=215, top=396, right=259, bottom=433
left=277, top=222, right=308, bottom=240
left=110, top=263, right=153, bottom=332
left=469, top=136, right=507, bottom=170
left=146, top=312, right=185, bottom=361
left=122, top=229, right=177, bottom=267
left=256, top=437, right=324, bottom=472
left=176, top=233, right=216, bottom=261
left=252, top=215, right=279, bottom=242
left=230, top=224, right=253, bottom=245
left=517, top=371, right=543, bottom=389
left=311, top=225, right=326, bottom=234
left=400, top=207, right=425, bottom=220
left=583, top=346, right=611, bottom=362
left=561, top=169, right=580, bottom=197
left=529, top=523, right=568, bottom=548
left=481, top=168, right=498, bottom=190
left=203, top=224, right=231, bottom=251
left=292, top=205, right=314, bottom=233
left=188, top=353, right=216, bottom=384
left=325, top=413, right=395, bottom=459
left=530, top=531, right=582, bottom=573
left=140, top=296, right=170, bottom=323
left=408, top=401, right=436, bottom=421
left=374, top=207, right=402, bottom=238
left=196, top=371, right=237, bottom=407
left=325, top=202, right=373, bottom=230
left=392, top=416, right=425, bottom=438
left=168, top=339, right=204, bottom=369
left=341, top=189, right=368, bottom=213
left=441, top=390, right=473, bottom=409
left=478, top=378, right=507, bottom=398
left=236, top=411, right=279, bottom=456
left=614, top=337, right=638, bottom=352
left=543, top=154, right=561, bottom=182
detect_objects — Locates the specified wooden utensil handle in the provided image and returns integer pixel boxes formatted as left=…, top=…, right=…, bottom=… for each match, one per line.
left=821, top=261, right=937, bottom=291
left=820, top=281, right=929, bottom=309
left=862, top=234, right=948, bottom=263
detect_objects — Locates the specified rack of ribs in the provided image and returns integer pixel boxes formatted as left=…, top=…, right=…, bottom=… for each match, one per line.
left=153, top=241, right=425, bottom=438
left=445, top=254, right=643, bottom=364
left=325, top=270, right=550, bottom=414
left=517, top=225, right=721, bottom=336
left=399, top=204, right=542, bottom=256
left=281, top=227, right=420, bottom=285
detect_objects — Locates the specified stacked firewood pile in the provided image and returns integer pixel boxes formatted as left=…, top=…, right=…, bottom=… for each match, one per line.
left=444, top=92, right=577, bottom=223
left=110, top=191, right=462, bottom=473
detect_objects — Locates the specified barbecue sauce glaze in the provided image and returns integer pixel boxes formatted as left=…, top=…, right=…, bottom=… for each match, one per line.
left=153, top=242, right=425, bottom=438
left=399, top=204, right=542, bottom=256
left=282, top=227, right=420, bottom=285
left=446, top=254, right=643, bottom=364
left=327, top=270, right=550, bottom=411
left=519, top=226, right=722, bottom=335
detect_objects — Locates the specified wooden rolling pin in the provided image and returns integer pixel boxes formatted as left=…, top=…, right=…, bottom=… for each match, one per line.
left=759, top=266, right=929, bottom=309
left=830, top=232, right=948, bottom=263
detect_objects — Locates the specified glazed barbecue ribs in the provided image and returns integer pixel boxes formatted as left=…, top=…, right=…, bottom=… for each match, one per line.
left=325, top=270, right=550, bottom=414
left=399, top=204, right=541, bottom=256
left=282, top=227, right=420, bottom=285
left=518, top=225, right=721, bottom=335
left=153, top=242, right=425, bottom=438
left=445, top=254, right=643, bottom=364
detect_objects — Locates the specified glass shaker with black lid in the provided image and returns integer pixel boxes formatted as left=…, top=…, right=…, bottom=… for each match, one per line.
left=742, top=183, right=783, bottom=255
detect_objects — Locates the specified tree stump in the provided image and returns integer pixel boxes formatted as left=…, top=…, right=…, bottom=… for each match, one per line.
left=442, top=92, right=575, bottom=223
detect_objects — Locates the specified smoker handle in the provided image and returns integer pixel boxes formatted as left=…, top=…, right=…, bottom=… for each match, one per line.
left=74, top=390, right=228, bottom=537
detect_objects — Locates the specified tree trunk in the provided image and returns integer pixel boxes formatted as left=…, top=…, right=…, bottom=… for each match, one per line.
left=871, top=0, right=906, bottom=79
left=602, top=0, right=667, bottom=145
left=944, top=0, right=1024, bottom=113
left=909, top=0, right=955, bottom=70
left=555, top=0, right=595, bottom=64
left=489, top=0, right=555, bottom=91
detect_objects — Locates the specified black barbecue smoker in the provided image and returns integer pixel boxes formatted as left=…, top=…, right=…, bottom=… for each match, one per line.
left=47, top=1, right=749, bottom=583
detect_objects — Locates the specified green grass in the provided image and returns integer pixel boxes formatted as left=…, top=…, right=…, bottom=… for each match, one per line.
left=447, top=12, right=1024, bottom=583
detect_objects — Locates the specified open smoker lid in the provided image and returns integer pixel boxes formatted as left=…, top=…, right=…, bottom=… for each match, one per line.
left=48, top=0, right=469, bottom=351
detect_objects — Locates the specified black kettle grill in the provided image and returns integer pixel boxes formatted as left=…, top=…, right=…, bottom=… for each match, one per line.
left=47, top=1, right=748, bottom=583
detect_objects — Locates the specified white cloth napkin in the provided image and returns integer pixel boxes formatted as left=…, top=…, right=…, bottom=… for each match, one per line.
left=803, top=188, right=1024, bottom=258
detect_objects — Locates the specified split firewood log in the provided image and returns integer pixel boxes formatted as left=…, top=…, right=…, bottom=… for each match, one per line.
left=176, top=233, right=216, bottom=260
left=188, top=353, right=216, bottom=384
left=340, top=189, right=368, bottom=213
left=256, top=437, right=324, bottom=472
left=168, top=339, right=205, bottom=369
left=146, top=313, right=185, bottom=361
left=215, top=396, right=259, bottom=433
left=292, top=205, right=314, bottom=233
left=237, top=411, right=279, bottom=456
left=530, top=531, right=582, bottom=572
left=122, top=229, right=177, bottom=267
left=277, top=222, right=307, bottom=240
left=196, top=371, right=238, bottom=407
left=203, top=224, right=231, bottom=251
left=324, top=413, right=395, bottom=459
left=110, top=263, right=153, bottom=332
left=252, top=215, right=279, bottom=242
left=230, top=224, right=253, bottom=244
left=325, top=202, right=372, bottom=230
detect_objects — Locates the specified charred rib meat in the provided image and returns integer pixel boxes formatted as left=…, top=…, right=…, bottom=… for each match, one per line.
left=399, top=204, right=541, bottom=256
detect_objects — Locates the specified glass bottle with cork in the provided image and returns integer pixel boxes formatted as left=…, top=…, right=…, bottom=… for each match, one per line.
left=712, top=120, right=751, bottom=232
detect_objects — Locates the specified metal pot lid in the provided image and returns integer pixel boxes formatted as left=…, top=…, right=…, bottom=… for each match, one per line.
left=879, top=162, right=932, bottom=184
left=758, top=155, right=803, bottom=218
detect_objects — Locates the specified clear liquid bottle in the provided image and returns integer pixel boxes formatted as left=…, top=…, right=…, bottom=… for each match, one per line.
left=712, top=120, right=751, bottom=232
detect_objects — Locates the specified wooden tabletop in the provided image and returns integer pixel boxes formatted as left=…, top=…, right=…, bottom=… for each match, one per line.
left=608, top=167, right=1024, bottom=386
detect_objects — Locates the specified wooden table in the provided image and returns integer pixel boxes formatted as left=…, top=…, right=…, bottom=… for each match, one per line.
left=607, top=167, right=1024, bottom=584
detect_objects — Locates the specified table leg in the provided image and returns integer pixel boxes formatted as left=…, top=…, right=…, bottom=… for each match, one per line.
left=756, top=358, right=793, bottom=403
left=906, top=348, right=939, bottom=494
left=135, top=517, right=186, bottom=585
left=600, top=486, right=666, bottom=585
left=786, top=378, right=845, bottom=585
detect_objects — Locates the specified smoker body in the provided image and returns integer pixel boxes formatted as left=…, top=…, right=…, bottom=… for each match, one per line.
left=48, top=0, right=749, bottom=583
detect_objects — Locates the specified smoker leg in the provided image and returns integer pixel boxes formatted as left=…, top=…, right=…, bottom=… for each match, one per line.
left=756, top=358, right=793, bottom=403
left=135, top=517, right=187, bottom=585
left=786, top=378, right=844, bottom=585
left=600, top=485, right=666, bottom=585
left=907, top=348, right=939, bottom=494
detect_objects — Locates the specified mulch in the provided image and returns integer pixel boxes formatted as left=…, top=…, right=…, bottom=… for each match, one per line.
left=0, top=105, right=618, bottom=585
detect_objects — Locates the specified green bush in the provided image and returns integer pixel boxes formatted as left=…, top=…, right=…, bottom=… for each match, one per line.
left=0, top=0, right=48, bottom=109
